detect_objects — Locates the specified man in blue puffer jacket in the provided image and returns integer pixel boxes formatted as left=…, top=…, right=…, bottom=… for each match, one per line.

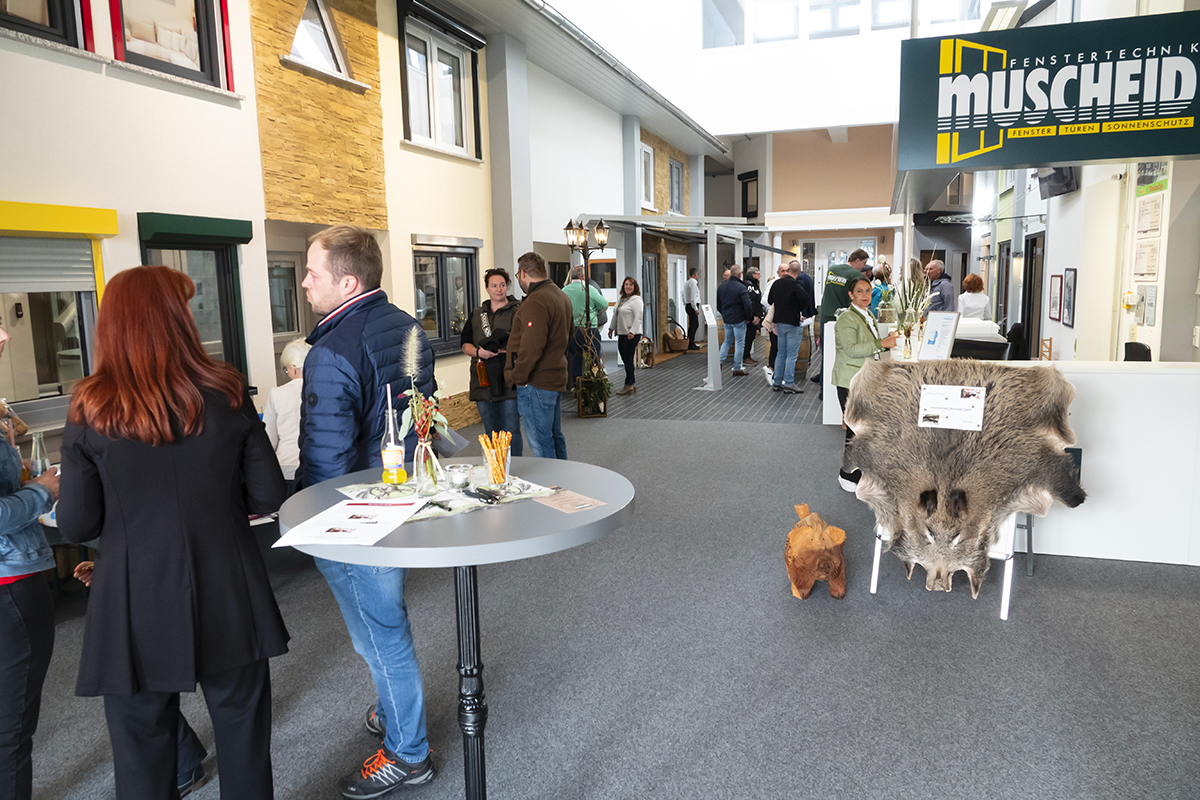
left=297, top=225, right=438, bottom=797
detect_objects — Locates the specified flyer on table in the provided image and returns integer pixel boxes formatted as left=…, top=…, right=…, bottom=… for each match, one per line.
left=273, top=499, right=428, bottom=548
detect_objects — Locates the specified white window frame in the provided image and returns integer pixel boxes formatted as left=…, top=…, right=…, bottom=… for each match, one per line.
left=640, top=143, right=656, bottom=211
left=669, top=158, right=684, bottom=214
left=405, top=19, right=474, bottom=159
left=809, top=0, right=861, bottom=38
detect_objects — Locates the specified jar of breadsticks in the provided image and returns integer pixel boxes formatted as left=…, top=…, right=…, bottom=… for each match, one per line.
left=478, top=430, right=512, bottom=486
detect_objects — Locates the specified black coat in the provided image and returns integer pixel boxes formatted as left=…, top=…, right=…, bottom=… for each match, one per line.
left=59, top=388, right=289, bottom=696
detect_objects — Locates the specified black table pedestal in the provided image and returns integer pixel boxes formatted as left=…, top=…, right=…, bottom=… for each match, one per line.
left=454, top=565, right=488, bottom=800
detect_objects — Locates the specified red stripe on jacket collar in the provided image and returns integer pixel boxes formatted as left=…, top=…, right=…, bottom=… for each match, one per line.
left=317, top=289, right=383, bottom=329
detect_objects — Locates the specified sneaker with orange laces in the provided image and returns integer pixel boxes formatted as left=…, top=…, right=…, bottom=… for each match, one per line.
left=339, top=746, right=434, bottom=798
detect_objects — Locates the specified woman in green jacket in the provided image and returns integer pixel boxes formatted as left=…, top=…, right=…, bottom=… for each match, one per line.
left=833, top=276, right=898, bottom=491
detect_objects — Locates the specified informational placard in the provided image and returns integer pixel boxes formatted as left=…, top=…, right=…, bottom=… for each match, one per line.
left=1136, top=162, right=1169, bottom=197
left=918, top=385, right=986, bottom=431
left=916, top=311, right=960, bottom=360
left=701, top=304, right=717, bottom=327
left=1134, top=241, right=1160, bottom=280
left=1137, top=194, right=1163, bottom=237
left=273, top=499, right=428, bottom=548
left=1143, top=284, right=1158, bottom=326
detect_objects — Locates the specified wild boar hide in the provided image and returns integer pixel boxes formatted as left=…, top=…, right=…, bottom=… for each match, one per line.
left=843, top=360, right=1086, bottom=598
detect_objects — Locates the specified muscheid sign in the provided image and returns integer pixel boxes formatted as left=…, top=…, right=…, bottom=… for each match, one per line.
left=898, top=10, right=1200, bottom=170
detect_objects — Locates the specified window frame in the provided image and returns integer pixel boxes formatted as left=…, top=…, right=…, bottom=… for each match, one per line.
left=871, top=0, right=909, bottom=30
left=669, top=158, right=684, bottom=214
left=411, top=245, right=478, bottom=356
left=143, top=243, right=248, bottom=375
left=752, top=0, right=800, bottom=44
left=401, top=15, right=482, bottom=160
left=739, top=170, right=759, bottom=218
left=808, top=0, right=862, bottom=39
left=138, top=212, right=253, bottom=379
left=0, top=0, right=79, bottom=47
left=640, top=143, right=656, bottom=211
left=110, top=0, right=225, bottom=88
left=288, top=0, right=350, bottom=77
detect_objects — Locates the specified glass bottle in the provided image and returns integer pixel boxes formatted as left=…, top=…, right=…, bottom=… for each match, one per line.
left=29, top=431, right=50, bottom=477
left=380, top=409, right=406, bottom=484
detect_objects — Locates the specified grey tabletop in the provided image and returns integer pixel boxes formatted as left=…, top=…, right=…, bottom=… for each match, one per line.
left=279, top=457, right=636, bottom=568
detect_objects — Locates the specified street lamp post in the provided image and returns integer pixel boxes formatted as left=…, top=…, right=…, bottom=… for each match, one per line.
left=563, top=218, right=609, bottom=329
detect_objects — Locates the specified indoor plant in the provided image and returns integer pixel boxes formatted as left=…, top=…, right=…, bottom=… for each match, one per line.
left=891, top=278, right=931, bottom=359
left=576, top=345, right=611, bottom=418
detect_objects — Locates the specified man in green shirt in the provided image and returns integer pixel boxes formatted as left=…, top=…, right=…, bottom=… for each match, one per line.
left=815, top=248, right=872, bottom=391
left=562, top=264, right=609, bottom=390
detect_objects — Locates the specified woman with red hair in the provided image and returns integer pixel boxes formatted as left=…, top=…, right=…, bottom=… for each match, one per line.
left=58, top=266, right=288, bottom=800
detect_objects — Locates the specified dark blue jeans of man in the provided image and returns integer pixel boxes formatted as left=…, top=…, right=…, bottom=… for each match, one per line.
left=517, top=385, right=566, bottom=459
left=475, top=398, right=523, bottom=456
left=314, top=559, right=429, bottom=764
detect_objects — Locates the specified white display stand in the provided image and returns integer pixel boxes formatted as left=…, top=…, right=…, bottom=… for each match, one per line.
left=695, top=304, right=721, bottom=392
left=822, top=321, right=841, bottom=424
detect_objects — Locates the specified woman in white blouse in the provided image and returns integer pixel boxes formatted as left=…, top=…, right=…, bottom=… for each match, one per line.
left=263, top=337, right=310, bottom=480
left=957, top=273, right=992, bottom=320
left=608, top=277, right=645, bottom=396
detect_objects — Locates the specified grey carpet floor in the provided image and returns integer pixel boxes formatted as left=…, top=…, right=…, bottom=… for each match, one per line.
left=31, top=391, right=1200, bottom=799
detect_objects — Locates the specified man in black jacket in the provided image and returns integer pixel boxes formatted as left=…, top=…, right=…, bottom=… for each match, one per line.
left=300, top=225, right=438, bottom=797
left=743, top=266, right=764, bottom=366
left=716, top=265, right=758, bottom=376
left=768, top=261, right=814, bottom=393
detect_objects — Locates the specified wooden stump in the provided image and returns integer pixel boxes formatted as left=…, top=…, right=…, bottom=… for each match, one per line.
left=785, top=504, right=847, bottom=600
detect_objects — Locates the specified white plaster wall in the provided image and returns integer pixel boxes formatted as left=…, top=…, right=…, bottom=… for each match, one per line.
left=732, top=135, right=768, bottom=218
left=1041, top=167, right=1124, bottom=361
left=0, top=0, right=275, bottom=402
left=706, top=174, right=735, bottom=216
left=526, top=63, right=624, bottom=244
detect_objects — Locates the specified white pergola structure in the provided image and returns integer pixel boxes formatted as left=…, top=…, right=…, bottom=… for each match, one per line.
left=575, top=214, right=786, bottom=392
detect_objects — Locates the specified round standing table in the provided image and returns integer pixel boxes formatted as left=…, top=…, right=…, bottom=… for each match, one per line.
left=278, top=457, right=636, bottom=800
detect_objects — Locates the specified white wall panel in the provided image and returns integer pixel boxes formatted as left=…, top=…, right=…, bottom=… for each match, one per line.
left=527, top=62, right=624, bottom=244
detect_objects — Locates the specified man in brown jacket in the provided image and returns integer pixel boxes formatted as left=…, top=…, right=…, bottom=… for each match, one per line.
left=505, top=251, right=574, bottom=459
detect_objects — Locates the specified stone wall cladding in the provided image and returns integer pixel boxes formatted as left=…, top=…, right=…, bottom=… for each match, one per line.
left=639, top=128, right=690, bottom=216
left=251, top=0, right=387, bottom=228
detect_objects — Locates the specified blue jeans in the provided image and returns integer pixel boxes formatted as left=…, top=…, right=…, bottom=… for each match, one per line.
left=773, top=323, right=803, bottom=386
left=719, top=321, right=747, bottom=370
left=476, top=399, right=523, bottom=457
left=518, top=385, right=566, bottom=460
left=314, top=558, right=429, bottom=763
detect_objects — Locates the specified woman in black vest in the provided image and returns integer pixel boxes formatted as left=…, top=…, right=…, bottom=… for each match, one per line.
left=460, top=268, right=524, bottom=455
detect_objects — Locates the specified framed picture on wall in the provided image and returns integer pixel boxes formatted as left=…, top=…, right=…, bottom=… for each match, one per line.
left=1062, top=268, right=1077, bottom=329
left=1049, top=275, right=1062, bottom=321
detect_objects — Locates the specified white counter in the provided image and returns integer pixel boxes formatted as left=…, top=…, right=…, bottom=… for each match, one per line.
left=827, top=354, right=1200, bottom=566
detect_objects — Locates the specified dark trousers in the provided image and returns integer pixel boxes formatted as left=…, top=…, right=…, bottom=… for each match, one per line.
left=686, top=305, right=699, bottom=346
left=567, top=327, right=601, bottom=388
left=104, top=659, right=273, bottom=800
left=744, top=324, right=759, bottom=360
left=768, top=330, right=779, bottom=367
left=0, top=575, right=54, bottom=800
left=616, top=334, right=639, bottom=387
